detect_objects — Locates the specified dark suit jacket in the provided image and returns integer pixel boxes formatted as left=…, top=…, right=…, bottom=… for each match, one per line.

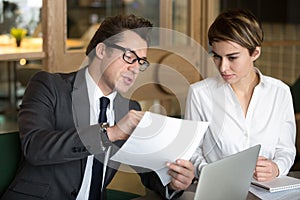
left=1, top=67, right=175, bottom=200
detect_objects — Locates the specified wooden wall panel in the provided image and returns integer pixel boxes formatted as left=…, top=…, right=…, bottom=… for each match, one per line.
left=42, top=0, right=85, bottom=73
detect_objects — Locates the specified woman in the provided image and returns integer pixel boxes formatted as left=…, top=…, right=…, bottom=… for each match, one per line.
left=185, top=9, right=296, bottom=182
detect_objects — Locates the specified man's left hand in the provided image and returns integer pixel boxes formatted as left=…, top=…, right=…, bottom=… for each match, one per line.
left=167, top=159, right=194, bottom=191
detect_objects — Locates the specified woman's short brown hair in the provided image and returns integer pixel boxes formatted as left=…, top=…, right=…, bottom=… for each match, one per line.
left=208, top=9, right=263, bottom=55
left=86, top=14, right=153, bottom=56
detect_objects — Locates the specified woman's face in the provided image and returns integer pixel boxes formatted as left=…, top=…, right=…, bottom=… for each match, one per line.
left=211, top=40, right=260, bottom=85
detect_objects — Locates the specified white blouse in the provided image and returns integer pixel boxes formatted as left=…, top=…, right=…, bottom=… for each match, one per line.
left=185, top=69, right=296, bottom=177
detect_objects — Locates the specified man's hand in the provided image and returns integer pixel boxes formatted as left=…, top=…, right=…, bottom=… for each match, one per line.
left=254, top=156, right=279, bottom=181
left=167, top=159, right=194, bottom=191
left=107, top=110, right=144, bottom=142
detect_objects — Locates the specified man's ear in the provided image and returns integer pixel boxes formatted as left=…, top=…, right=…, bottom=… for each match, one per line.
left=95, top=43, right=106, bottom=59
left=251, top=46, right=261, bottom=62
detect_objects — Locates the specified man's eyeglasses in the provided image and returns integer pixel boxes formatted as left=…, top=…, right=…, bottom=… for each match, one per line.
left=104, top=42, right=150, bottom=72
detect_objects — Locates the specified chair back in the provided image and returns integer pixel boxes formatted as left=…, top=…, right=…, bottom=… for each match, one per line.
left=0, top=131, right=22, bottom=197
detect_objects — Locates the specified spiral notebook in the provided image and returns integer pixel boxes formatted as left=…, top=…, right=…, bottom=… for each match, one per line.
left=251, top=176, right=300, bottom=193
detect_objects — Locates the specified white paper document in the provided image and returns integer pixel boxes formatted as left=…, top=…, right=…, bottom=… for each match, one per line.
left=111, top=111, right=209, bottom=186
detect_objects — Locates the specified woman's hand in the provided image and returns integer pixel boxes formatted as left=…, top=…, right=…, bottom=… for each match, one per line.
left=254, top=156, right=279, bottom=181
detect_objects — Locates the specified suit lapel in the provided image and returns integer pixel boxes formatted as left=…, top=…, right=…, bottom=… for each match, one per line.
left=72, top=69, right=138, bottom=126
left=72, top=67, right=90, bottom=127
left=114, top=93, right=134, bottom=122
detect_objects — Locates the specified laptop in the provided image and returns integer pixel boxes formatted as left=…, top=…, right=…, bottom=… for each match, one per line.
left=193, top=145, right=261, bottom=200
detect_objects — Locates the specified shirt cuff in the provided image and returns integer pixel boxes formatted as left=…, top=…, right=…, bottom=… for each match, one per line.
left=165, top=186, right=179, bottom=199
left=274, top=160, right=288, bottom=176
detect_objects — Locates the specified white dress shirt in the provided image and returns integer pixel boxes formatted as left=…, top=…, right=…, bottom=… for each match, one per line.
left=76, top=68, right=116, bottom=200
left=185, top=68, right=296, bottom=178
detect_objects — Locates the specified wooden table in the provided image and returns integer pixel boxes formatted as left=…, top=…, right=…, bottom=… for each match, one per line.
left=0, top=36, right=84, bottom=60
left=0, top=36, right=45, bottom=60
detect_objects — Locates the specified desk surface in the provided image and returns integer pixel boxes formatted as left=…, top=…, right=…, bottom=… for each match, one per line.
left=133, top=171, right=300, bottom=200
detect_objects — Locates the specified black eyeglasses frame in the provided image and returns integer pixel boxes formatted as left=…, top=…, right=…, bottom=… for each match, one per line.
left=104, top=42, right=150, bottom=72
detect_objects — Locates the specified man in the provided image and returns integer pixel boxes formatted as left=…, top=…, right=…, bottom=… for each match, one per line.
left=1, top=14, right=194, bottom=200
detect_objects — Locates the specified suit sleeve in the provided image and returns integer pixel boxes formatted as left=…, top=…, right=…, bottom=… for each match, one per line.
left=139, top=171, right=183, bottom=199
left=18, top=71, right=105, bottom=166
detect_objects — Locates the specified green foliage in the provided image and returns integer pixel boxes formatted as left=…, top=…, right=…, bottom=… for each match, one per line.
left=10, top=28, right=27, bottom=40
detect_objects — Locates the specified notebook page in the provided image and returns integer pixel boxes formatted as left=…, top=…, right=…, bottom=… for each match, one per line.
left=251, top=176, right=300, bottom=192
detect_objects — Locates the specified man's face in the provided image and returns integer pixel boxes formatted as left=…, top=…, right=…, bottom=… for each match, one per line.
left=98, top=31, right=148, bottom=95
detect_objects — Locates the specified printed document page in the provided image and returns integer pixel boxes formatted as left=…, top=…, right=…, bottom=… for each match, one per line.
left=110, top=111, right=209, bottom=186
